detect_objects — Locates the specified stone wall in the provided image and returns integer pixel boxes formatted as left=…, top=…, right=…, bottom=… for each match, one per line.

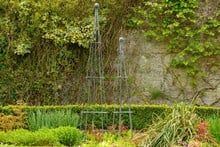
left=123, top=30, right=220, bottom=106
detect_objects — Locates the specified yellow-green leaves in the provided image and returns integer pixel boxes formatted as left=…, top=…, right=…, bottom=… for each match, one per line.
left=127, top=0, right=220, bottom=83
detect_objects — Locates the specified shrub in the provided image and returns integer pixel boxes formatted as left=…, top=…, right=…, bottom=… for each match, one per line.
left=0, top=107, right=26, bottom=131
left=2, top=129, right=35, bottom=146
left=1, top=128, right=58, bottom=146
left=207, top=116, right=220, bottom=143
left=0, top=131, right=6, bottom=142
left=27, top=108, right=79, bottom=131
left=0, top=127, right=82, bottom=146
left=31, top=128, right=59, bottom=146
left=54, top=126, right=83, bottom=146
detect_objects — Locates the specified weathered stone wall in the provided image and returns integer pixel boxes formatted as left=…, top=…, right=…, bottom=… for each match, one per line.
left=124, top=30, right=220, bottom=106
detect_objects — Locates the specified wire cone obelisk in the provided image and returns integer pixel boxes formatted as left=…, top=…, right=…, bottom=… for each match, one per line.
left=113, top=37, right=133, bottom=135
left=80, top=2, right=107, bottom=137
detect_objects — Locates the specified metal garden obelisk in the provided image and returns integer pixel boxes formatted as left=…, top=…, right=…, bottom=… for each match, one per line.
left=113, top=37, right=133, bottom=135
left=80, top=2, right=107, bottom=135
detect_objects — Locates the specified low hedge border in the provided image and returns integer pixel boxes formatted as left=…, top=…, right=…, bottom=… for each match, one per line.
left=0, top=104, right=219, bottom=130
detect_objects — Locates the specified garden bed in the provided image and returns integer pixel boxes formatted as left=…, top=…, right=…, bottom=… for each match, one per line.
left=0, top=104, right=219, bottom=146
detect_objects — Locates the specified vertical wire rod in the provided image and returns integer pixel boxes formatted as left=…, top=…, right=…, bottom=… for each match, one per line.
left=118, top=37, right=124, bottom=135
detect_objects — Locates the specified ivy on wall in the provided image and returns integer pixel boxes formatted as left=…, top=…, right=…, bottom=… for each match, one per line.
left=0, top=0, right=108, bottom=105
left=127, top=0, right=220, bottom=85
left=0, top=0, right=133, bottom=105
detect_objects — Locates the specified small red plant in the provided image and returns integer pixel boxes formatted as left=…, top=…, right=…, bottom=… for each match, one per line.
left=194, top=122, right=209, bottom=141
left=107, top=124, right=117, bottom=133
left=86, top=124, right=103, bottom=142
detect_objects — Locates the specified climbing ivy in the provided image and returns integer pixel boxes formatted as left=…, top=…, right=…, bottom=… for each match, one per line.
left=0, top=0, right=109, bottom=105
left=0, top=0, right=130, bottom=105
left=127, top=0, right=220, bottom=84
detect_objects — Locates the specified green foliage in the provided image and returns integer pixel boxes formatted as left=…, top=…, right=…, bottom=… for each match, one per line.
left=140, top=104, right=201, bottom=146
left=0, top=0, right=109, bottom=105
left=0, top=127, right=82, bottom=146
left=82, top=130, right=135, bottom=147
left=1, top=105, right=220, bottom=131
left=207, top=116, right=220, bottom=143
left=27, top=108, right=79, bottom=131
left=2, top=129, right=36, bottom=146
left=31, top=128, right=59, bottom=146
left=0, top=128, right=60, bottom=146
left=127, top=0, right=220, bottom=84
left=54, top=126, right=83, bottom=146
left=0, top=131, right=6, bottom=142
left=194, top=106, right=220, bottom=119
left=0, top=0, right=133, bottom=105
left=148, top=87, right=165, bottom=99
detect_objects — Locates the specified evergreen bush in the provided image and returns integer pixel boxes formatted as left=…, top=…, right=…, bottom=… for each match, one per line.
left=54, top=126, right=83, bottom=146
left=0, top=126, right=82, bottom=146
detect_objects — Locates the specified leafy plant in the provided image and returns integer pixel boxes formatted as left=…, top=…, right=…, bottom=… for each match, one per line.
left=194, top=122, right=210, bottom=141
left=82, top=130, right=135, bottom=147
left=54, top=126, right=83, bottom=146
left=127, top=0, right=220, bottom=85
left=0, top=0, right=137, bottom=105
left=2, top=129, right=35, bottom=146
left=0, top=126, right=81, bottom=146
left=187, top=121, right=219, bottom=146
left=0, top=128, right=59, bottom=146
left=0, top=0, right=103, bottom=105
left=139, top=104, right=201, bottom=147
left=27, top=109, right=79, bottom=131
left=2, top=104, right=220, bottom=131
left=0, top=107, right=26, bottom=131
left=148, top=87, right=165, bottom=99
left=31, top=128, right=59, bottom=146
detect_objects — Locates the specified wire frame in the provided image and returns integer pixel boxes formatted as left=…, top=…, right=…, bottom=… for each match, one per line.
left=113, top=37, right=133, bottom=135
left=80, top=3, right=107, bottom=139
left=80, top=3, right=133, bottom=139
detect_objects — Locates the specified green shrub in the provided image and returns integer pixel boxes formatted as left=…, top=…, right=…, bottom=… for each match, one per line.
left=0, top=131, right=6, bottom=142
left=3, top=129, right=35, bottom=146
left=207, top=116, right=220, bottom=143
left=31, top=128, right=59, bottom=146
left=1, top=128, right=59, bottom=146
left=0, top=127, right=82, bottom=146
left=195, top=107, right=220, bottom=119
left=27, top=108, right=79, bottom=131
left=54, top=126, right=83, bottom=146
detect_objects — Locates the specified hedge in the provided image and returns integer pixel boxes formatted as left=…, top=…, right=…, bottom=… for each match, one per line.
left=0, top=104, right=219, bottom=130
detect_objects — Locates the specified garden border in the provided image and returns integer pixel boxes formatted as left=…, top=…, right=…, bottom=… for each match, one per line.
left=0, top=104, right=219, bottom=130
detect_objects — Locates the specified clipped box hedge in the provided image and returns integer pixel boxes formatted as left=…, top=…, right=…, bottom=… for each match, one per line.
left=0, top=104, right=220, bottom=130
